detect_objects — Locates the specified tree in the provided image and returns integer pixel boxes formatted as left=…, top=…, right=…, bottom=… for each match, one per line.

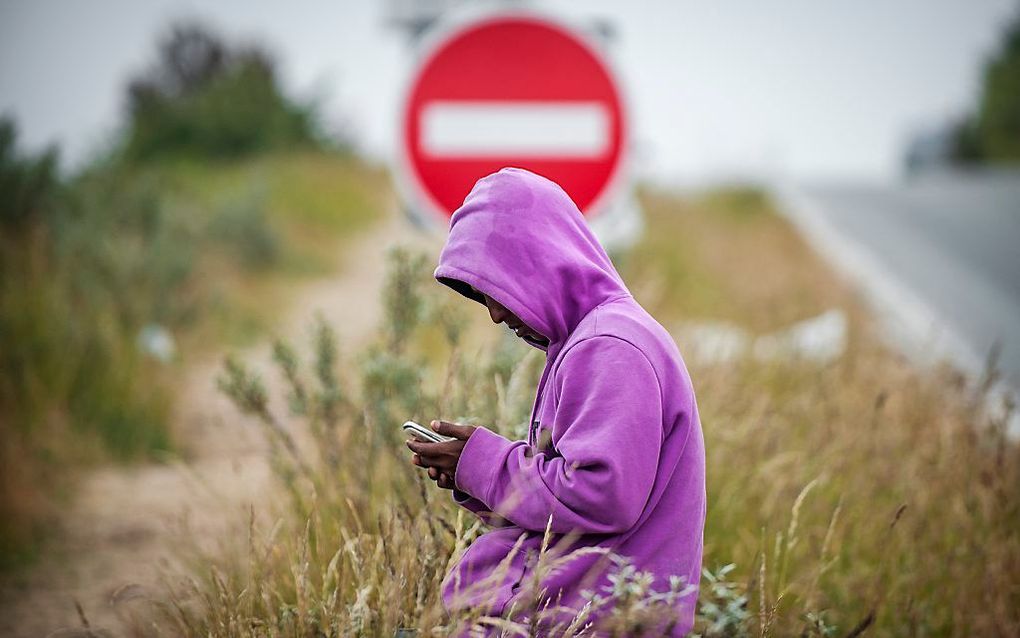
left=950, top=7, right=1020, bottom=163
left=974, top=8, right=1020, bottom=161
left=123, top=21, right=323, bottom=161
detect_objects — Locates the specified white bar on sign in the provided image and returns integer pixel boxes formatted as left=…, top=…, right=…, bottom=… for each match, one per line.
left=421, top=101, right=609, bottom=157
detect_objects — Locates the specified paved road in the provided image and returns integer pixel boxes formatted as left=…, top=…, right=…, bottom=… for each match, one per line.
left=790, top=169, right=1020, bottom=390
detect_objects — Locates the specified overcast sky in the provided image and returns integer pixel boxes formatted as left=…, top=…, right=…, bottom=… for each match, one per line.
left=1, top=0, right=1016, bottom=185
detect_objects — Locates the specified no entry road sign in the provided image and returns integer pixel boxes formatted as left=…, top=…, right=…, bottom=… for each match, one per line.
left=398, top=11, right=628, bottom=225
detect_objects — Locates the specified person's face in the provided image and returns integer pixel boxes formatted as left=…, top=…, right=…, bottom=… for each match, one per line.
left=472, top=286, right=549, bottom=346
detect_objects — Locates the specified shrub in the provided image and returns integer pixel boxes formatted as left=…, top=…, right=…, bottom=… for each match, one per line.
left=123, top=20, right=327, bottom=162
left=0, top=116, right=376, bottom=569
left=0, top=118, right=59, bottom=231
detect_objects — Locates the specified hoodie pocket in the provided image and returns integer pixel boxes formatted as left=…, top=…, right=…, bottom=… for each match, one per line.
left=442, top=528, right=536, bottom=617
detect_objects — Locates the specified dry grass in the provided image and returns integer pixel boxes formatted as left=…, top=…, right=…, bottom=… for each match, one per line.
left=142, top=190, right=1019, bottom=636
left=632, top=187, right=1020, bottom=635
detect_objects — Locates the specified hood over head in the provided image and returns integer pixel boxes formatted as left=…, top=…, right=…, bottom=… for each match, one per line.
left=434, top=167, right=630, bottom=355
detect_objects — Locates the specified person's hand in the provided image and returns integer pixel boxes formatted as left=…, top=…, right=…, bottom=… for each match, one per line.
left=406, top=420, right=476, bottom=490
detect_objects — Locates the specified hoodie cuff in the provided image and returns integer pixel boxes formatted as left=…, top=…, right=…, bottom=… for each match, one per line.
left=454, top=426, right=512, bottom=504
left=452, top=488, right=481, bottom=509
left=451, top=488, right=509, bottom=527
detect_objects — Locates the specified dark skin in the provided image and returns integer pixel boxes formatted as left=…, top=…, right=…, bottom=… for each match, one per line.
left=406, top=288, right=549, bottom=490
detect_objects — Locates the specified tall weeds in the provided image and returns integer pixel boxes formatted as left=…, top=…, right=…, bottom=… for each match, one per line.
left=0, top=115, right=385, bottom=568
left=151, top=188, right=1020, bottom=636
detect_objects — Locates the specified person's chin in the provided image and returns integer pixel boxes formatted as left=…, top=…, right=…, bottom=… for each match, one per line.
left=523, top=334, right=549, bottom=347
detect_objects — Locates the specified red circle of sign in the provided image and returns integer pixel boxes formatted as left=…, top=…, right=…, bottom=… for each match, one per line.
left=401, top=14, right=626, bottom=221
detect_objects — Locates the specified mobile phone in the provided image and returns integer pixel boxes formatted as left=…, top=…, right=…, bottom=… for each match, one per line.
left=402, top=420, right=456, bottom=444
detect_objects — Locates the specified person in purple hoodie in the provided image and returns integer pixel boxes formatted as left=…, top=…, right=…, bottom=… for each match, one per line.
left=405, top=167, right=706, bottom=636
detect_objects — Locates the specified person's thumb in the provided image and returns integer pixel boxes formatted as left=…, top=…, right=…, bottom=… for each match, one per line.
left=432, top=420, right=474, bottom=440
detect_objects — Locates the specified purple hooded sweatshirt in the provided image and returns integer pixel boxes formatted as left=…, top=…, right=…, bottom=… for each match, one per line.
left=433, top=167, right=706, bottom=636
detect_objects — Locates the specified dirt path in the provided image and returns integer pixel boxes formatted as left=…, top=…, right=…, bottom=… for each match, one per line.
left=0, top=208, right=442, bottom=637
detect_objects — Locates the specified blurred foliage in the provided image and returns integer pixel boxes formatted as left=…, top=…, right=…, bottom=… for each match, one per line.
left=1, top=123, right=172, bottom=454
left=0, top=124, right=383, bottom=569
left=0, top=19, right=381, bottom=565
left=207, top=184, right=280, bottom=271
left=952, top=7, right=1020, bottom=162
left=0, top=120, right=59, bottom=230
left=123, top=21, right=330, bottom=162
left=1, top=121, right=170, bottom=568
left=623, top=186, right=847, bottom=334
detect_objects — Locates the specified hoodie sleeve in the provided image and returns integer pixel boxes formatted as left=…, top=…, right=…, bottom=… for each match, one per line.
left=451, top=489, right=514, bottom=527
left=453, top=336, right=663, bottom=535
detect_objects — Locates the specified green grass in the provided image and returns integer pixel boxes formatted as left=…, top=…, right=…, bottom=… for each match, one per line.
left=0, top=149, right=389, bottom=570
left=125, top=151, right=391, bottom=348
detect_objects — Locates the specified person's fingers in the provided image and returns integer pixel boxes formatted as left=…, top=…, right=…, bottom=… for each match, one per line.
left=407, top=438, right=459, bottom=455
left=409, top=439, right=465, bottom=461
left=438, top=473, right=454, bottom=489
left=406, top=439, right=425, bottom=453
left=424, top=459, right=454, bottom=473
left=430, top=440, right=465, bottom=456
left=413, top=453, right=441, bottom=471
left=432, top=420, right=475, bottom=440
left=428, top=467, right=439, bottom=480
left=407, top=441, right=436, bottom=462
left=407, top=438, right=467, bottom=476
